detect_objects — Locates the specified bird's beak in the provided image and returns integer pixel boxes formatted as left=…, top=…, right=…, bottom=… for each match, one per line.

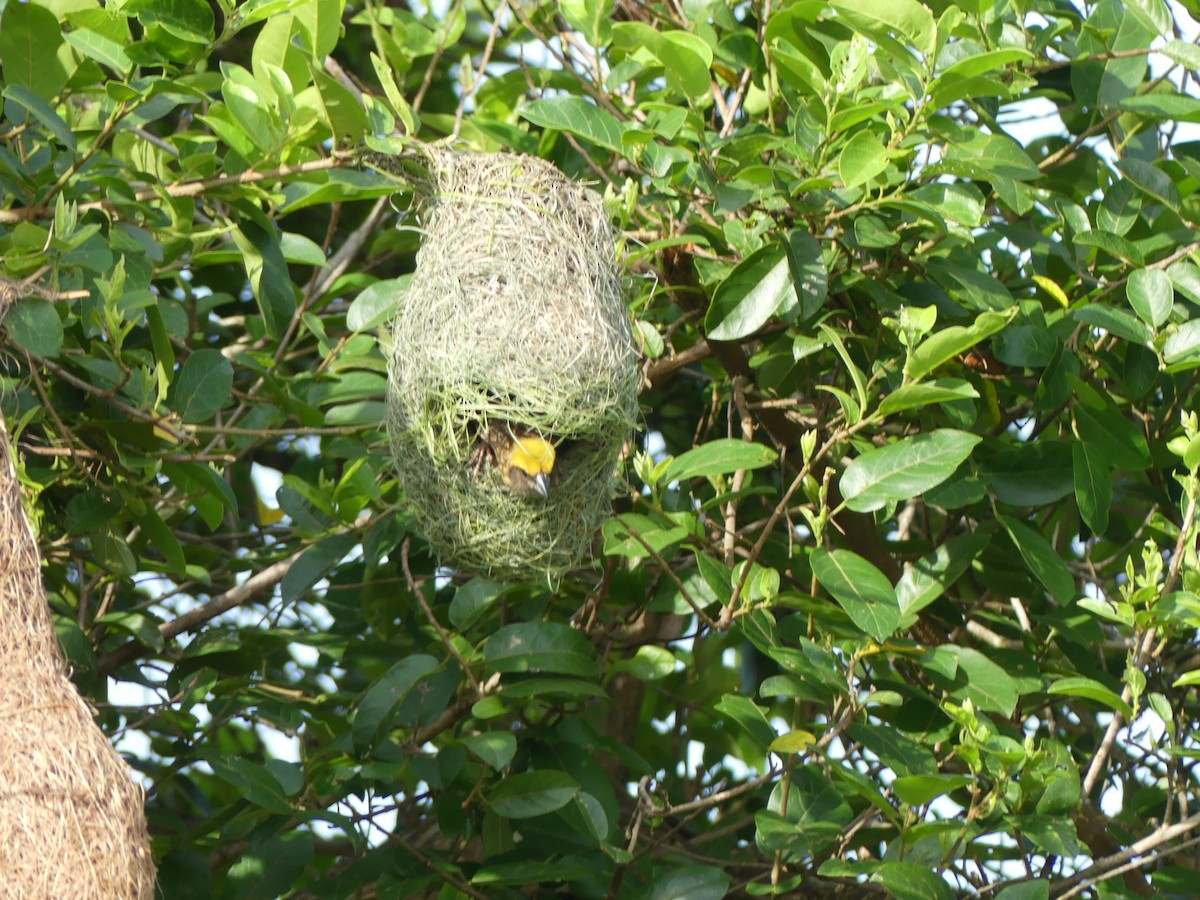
left=532, top=472, right=551, bottom=499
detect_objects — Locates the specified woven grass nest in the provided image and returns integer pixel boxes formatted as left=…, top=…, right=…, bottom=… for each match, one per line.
left=385, top=149, right=638, bottom=580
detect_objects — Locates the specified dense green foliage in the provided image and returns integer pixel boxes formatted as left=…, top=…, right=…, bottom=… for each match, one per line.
left=3, top=0, right=1200, bottom=896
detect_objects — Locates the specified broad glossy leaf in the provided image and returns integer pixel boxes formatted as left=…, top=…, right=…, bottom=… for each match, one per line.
left=980, top=441, right=1075, bottom=506
left=896, top=531, right=989, bottom=616
left=1073, top=230, right=1144, bottom=266
left=661, top=438, right=778, bottom=483
left=1126, top=267, right=1173, bottom=326
left=707, top=231, right=825, bottom=340
left=521, top=97, right=625, bottom=154
left=1074, top=405, right=1151, bottom=470
left=0, top=3, right=70, bottom=102
left=1164, top=320, right=1200, bottom=367
left=348, top=277, right=405, bottom=331
left=1121, top=91, right=1200, bottom=122
left=2, top=85, right=76, bottom=153
left=1073, top=441, right=1112, bottom=534
left=173, top=348, right=234, bottom=423
left=810, top=548, right=900, bottom=641
left=891, top=773, right=972, bottom=806
left=644, top=866, right=730, bottom=900
left=1117, top=156, right=1181, bottom=211
left=281, top=533, right=357, bottom=603
left=999, top=515, right=1074, bottom=603
left=4, top=299, right=63, bottom=358
left=940, top=131, right=1040, bottom=181
left=907, top=309, right=1014, bottom=378
left=488, top=770, right=579, bottom=819
left=870, top=861, right=955, bottom=900
left=351, top=654, right=439, bottom=753
left=714, top=694, right=775, bottom=753
left=839, top=130, right=889, bottom=188
left=484, top=622, right=598, bottom=678
left=877, top=379, right=980, bottom=416
left=460, top=731, right=517, bottom=769
left=63, top=27, right=133, bottom=77
left=923, top=645, right=1020, bottom=716
left=841, top=430, right=981, bottom=512
left=827, top=0, right=935, bottom=56
left=1047, top=677, right=1134, bottom=719
left=1162, top=38, right=1200, bottom=70
left=125, top=0, right=215, bottom=43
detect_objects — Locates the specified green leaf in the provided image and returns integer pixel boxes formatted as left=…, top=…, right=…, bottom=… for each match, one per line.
left=1047, top=677, right=1134, bottom=720
left=810, top=548, right=900, bottom=641
left=520, top=97, right=625, bottom=154
left=923, top=645, right=1020, bottom=716
left=352, top=654, right=439, bottom=753
left=281, top=533, right=357, bottom=603
left=1162, top=38, right=1200, bottom=71
left=877, top=379, right=979, bottom=416
left=1074, top=405, right=1152, bottom=470
left=896, top=531, right=989, bottom=617
left=707, top=231, right=826, bottom=340
left=1117, top=157, right=1180, bottom=212
left=940, top=131, right=1040, bottom=181
left=484, top=622, right=598, bottom=678
left=232, top=219, right=296, bottom=339
left=611, top=23, right=713, bottom=100
left=209, top=756, right=294, bottom=814
left=907, top=310, right=1014, bottom=378
left=713, top=694, right=776, bottom=753
left=612, top=645, right=677, bottom=681
left=1073, top=441, right=1112, bottom=535
left=995, top=882, right=1050, bottom=900
left=841, top=430, right=981, bottom=513
left=1126, top=267, right=1173, bottom=326
left=488, top=770, right=579, bottom=819
left=173, top=349, right=234, bottom=424
left=827, top=0, right=935, bottom=56
left=0, top=3, right=69, bottom=102
left=1071, top=303, right=1150, bottom=343
left=870, top=861, right=955, bottom=900
left=891, top=773, right=972, bottom=806
left=460, top=731, right=518, bottom=769
left=643, top=866, right=731, bottom=900
left=1073, top=230, right=1145, bottom=267
left=998, top=515, right=1075, bottom=603
left=125, top=0, right=215, bottom=43
left=839, top=130, right=890, bottom=188
left=348, top=277, right=405, bottom=331
left=310, top=67, right=369, bottom=145
left=602, top=513, right=689, bottom=558
left=4, top=299, right=63, bottom=358
left=560, top=0, right=613, bottom=48
left=226, top=833, right=313, bottom=900
left=1120, top=91, right=1200, bottom=123
left=1, top=85, right=77, bottom=153
left=448, top=577, right=507, bottom=629
left=63, top=28, right=133, bottom=78
left=661, top=438, right=777, bottom=484
left=707, top=244, right=791, bottom=341
left=1165, top=320, right=1200, bottom=367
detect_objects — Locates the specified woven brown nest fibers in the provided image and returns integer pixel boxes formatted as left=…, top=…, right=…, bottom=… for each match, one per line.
left=385, top=149, right=638, bottom=580
left=0, top=427, right=155, bottom=899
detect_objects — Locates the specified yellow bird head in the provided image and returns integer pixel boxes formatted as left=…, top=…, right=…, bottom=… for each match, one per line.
left=502, top=432, right=556, bottom=499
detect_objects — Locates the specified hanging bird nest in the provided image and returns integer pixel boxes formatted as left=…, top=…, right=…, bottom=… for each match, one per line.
left=382, top=148, right=638, bottom=580
left=0, top=424, right=156, bottom=898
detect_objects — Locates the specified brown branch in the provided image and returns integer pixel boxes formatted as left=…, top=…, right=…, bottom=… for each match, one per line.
left=0, top=158, right=344, bottom=224
left=98, top=549, right=303, bottom=674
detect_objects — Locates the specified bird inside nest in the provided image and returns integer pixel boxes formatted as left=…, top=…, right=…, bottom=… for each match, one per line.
left=468, top=421, right=557, bottom=499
